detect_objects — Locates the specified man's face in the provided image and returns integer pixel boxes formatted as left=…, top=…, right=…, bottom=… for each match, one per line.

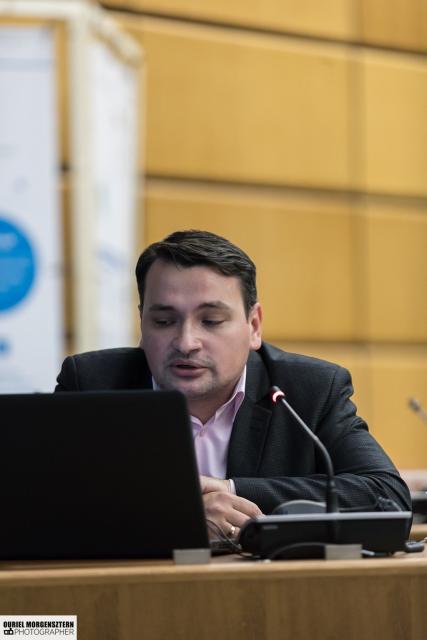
left=140, top=260, right=262, bottom=418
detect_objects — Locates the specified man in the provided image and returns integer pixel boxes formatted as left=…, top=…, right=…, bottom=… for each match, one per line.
left=56, top=230, right=411, bottom=538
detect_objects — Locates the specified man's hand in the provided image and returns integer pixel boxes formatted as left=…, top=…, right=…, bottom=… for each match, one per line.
left=200, top=475, right=231, bottom=494
left=200, top=474, right=262, bottom=539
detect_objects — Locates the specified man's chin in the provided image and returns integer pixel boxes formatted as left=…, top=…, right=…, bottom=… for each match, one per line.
left=168, top=382, right=211, bottom=398
left=158, top=374, right=213, bottom=398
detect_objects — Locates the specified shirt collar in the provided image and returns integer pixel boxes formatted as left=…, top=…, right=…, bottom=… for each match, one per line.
left=152, top=366, right=246, bottom=423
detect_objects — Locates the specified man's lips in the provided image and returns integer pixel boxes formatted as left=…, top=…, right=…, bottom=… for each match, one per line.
left=169, top=360, right=207, bottom=368
left=168, top=361, right=208, bottom=377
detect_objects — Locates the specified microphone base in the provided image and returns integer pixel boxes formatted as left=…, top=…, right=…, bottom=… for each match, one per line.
left=239, top=511, right=412, bottom=559
left=272, top=499, right=326, bottom=515
left=411, top=491, right=427, bottom=516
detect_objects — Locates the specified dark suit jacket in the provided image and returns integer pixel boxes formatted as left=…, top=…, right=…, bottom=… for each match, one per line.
left=56, top=342, right=411, bottom=514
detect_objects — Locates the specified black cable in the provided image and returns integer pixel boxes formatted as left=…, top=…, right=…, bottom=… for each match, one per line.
left=267, top=542, right=397, bottom=560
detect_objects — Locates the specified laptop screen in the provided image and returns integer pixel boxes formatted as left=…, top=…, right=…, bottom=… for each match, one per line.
left=0, top=390, right=209, bottom=560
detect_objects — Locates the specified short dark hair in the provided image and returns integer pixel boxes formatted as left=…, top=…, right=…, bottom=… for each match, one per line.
left=135, top=230, right=257, bottom=317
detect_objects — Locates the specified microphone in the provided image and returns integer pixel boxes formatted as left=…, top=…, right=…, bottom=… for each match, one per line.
left=237, top=386, right=413, bottom=559
left=270, top=386, right=339, bottom=513
left=408, top=398, right=427, bottom=424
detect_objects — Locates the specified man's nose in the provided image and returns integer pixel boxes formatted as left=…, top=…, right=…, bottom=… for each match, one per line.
left=173, top=322, right=202, bottom=354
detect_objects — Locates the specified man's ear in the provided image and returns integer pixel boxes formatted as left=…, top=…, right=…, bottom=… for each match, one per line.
left=249, top=302, right=262, bottom=351
left=138, top=304, right=143, bottom=348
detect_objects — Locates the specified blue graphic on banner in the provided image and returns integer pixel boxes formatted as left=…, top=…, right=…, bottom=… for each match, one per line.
left=0, top=217, right=36, bottom=312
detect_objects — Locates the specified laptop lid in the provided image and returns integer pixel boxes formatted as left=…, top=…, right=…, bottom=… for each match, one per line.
left=0, top=390, right=210, bottom=560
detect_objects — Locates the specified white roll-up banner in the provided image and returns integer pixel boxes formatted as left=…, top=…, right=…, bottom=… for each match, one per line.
left=0, top=26, right=63, bottom=392
left=89, top=39, right=138, bottom=349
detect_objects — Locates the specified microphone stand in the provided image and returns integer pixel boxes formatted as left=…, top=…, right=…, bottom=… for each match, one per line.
left=271, top=386, right=339, bottom=514
left=237, top=386, right=412, bottom=560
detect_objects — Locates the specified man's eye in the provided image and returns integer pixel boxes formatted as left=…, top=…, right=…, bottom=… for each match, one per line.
left=153, top=319, right=175, bottom=327
left=202, top=319, right=224, bottom=326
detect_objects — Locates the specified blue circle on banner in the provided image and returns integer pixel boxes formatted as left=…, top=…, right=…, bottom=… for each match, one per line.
left=0, top=217, right=36, bottom=312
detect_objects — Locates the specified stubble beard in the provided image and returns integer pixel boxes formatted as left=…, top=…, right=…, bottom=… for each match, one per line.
left=161, top=367, right=218, bottom=400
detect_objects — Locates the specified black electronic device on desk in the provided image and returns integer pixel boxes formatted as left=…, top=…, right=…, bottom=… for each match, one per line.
left=238, top=387, right=413, bottom=560
left=411, top=490, right=427, bottom=523
left=239, top=511, right=412, bottom=559
left=0, top=390, right=210, bottom=560
left=407, top=399, right=427, bottom=524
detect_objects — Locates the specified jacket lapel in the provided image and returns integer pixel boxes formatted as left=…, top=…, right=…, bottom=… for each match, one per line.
left=226, top=350, right=272, bottom=477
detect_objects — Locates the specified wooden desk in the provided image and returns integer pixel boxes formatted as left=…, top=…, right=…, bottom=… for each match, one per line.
left=1, top=552, right=427, bottom=640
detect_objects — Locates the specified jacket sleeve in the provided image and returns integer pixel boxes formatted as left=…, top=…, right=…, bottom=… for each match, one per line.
left=233, top=366, right=411, bottom=515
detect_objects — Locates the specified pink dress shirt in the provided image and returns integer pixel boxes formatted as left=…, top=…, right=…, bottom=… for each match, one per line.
left=152, top=368, right=246, bottom=485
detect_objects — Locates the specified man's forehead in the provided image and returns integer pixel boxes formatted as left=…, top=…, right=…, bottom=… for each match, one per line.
left=143, top=261, right=246, bottom=310
left=146, top=261, right=240, bottom=290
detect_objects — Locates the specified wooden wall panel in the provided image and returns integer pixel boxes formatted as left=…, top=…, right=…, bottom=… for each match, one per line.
left=359, top=0, right=427, bottom=52
left=359, top=201, right=427, bottom=342
left=105, top=0, right=355, bottom=40
left=55, top=22, right=68, bottom=167
left=118, top=16, right=353, bottom=189
left=369, top=346, right=427, bottom=468
left=143, top=180, right=358, bottom=341
left=274, top=341, right=427, bottom=470
left=359, top=51, right=427, bottom=196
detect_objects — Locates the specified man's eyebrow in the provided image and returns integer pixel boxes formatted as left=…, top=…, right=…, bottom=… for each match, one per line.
left=147, top=302, right=231, bottom=312
left=148, top=304, right=175, bottom=312
left=197, top=301, right=231, bottom=311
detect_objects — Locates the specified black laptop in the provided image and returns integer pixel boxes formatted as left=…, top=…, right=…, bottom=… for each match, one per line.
left=0, top=390, right=210, bottom=560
